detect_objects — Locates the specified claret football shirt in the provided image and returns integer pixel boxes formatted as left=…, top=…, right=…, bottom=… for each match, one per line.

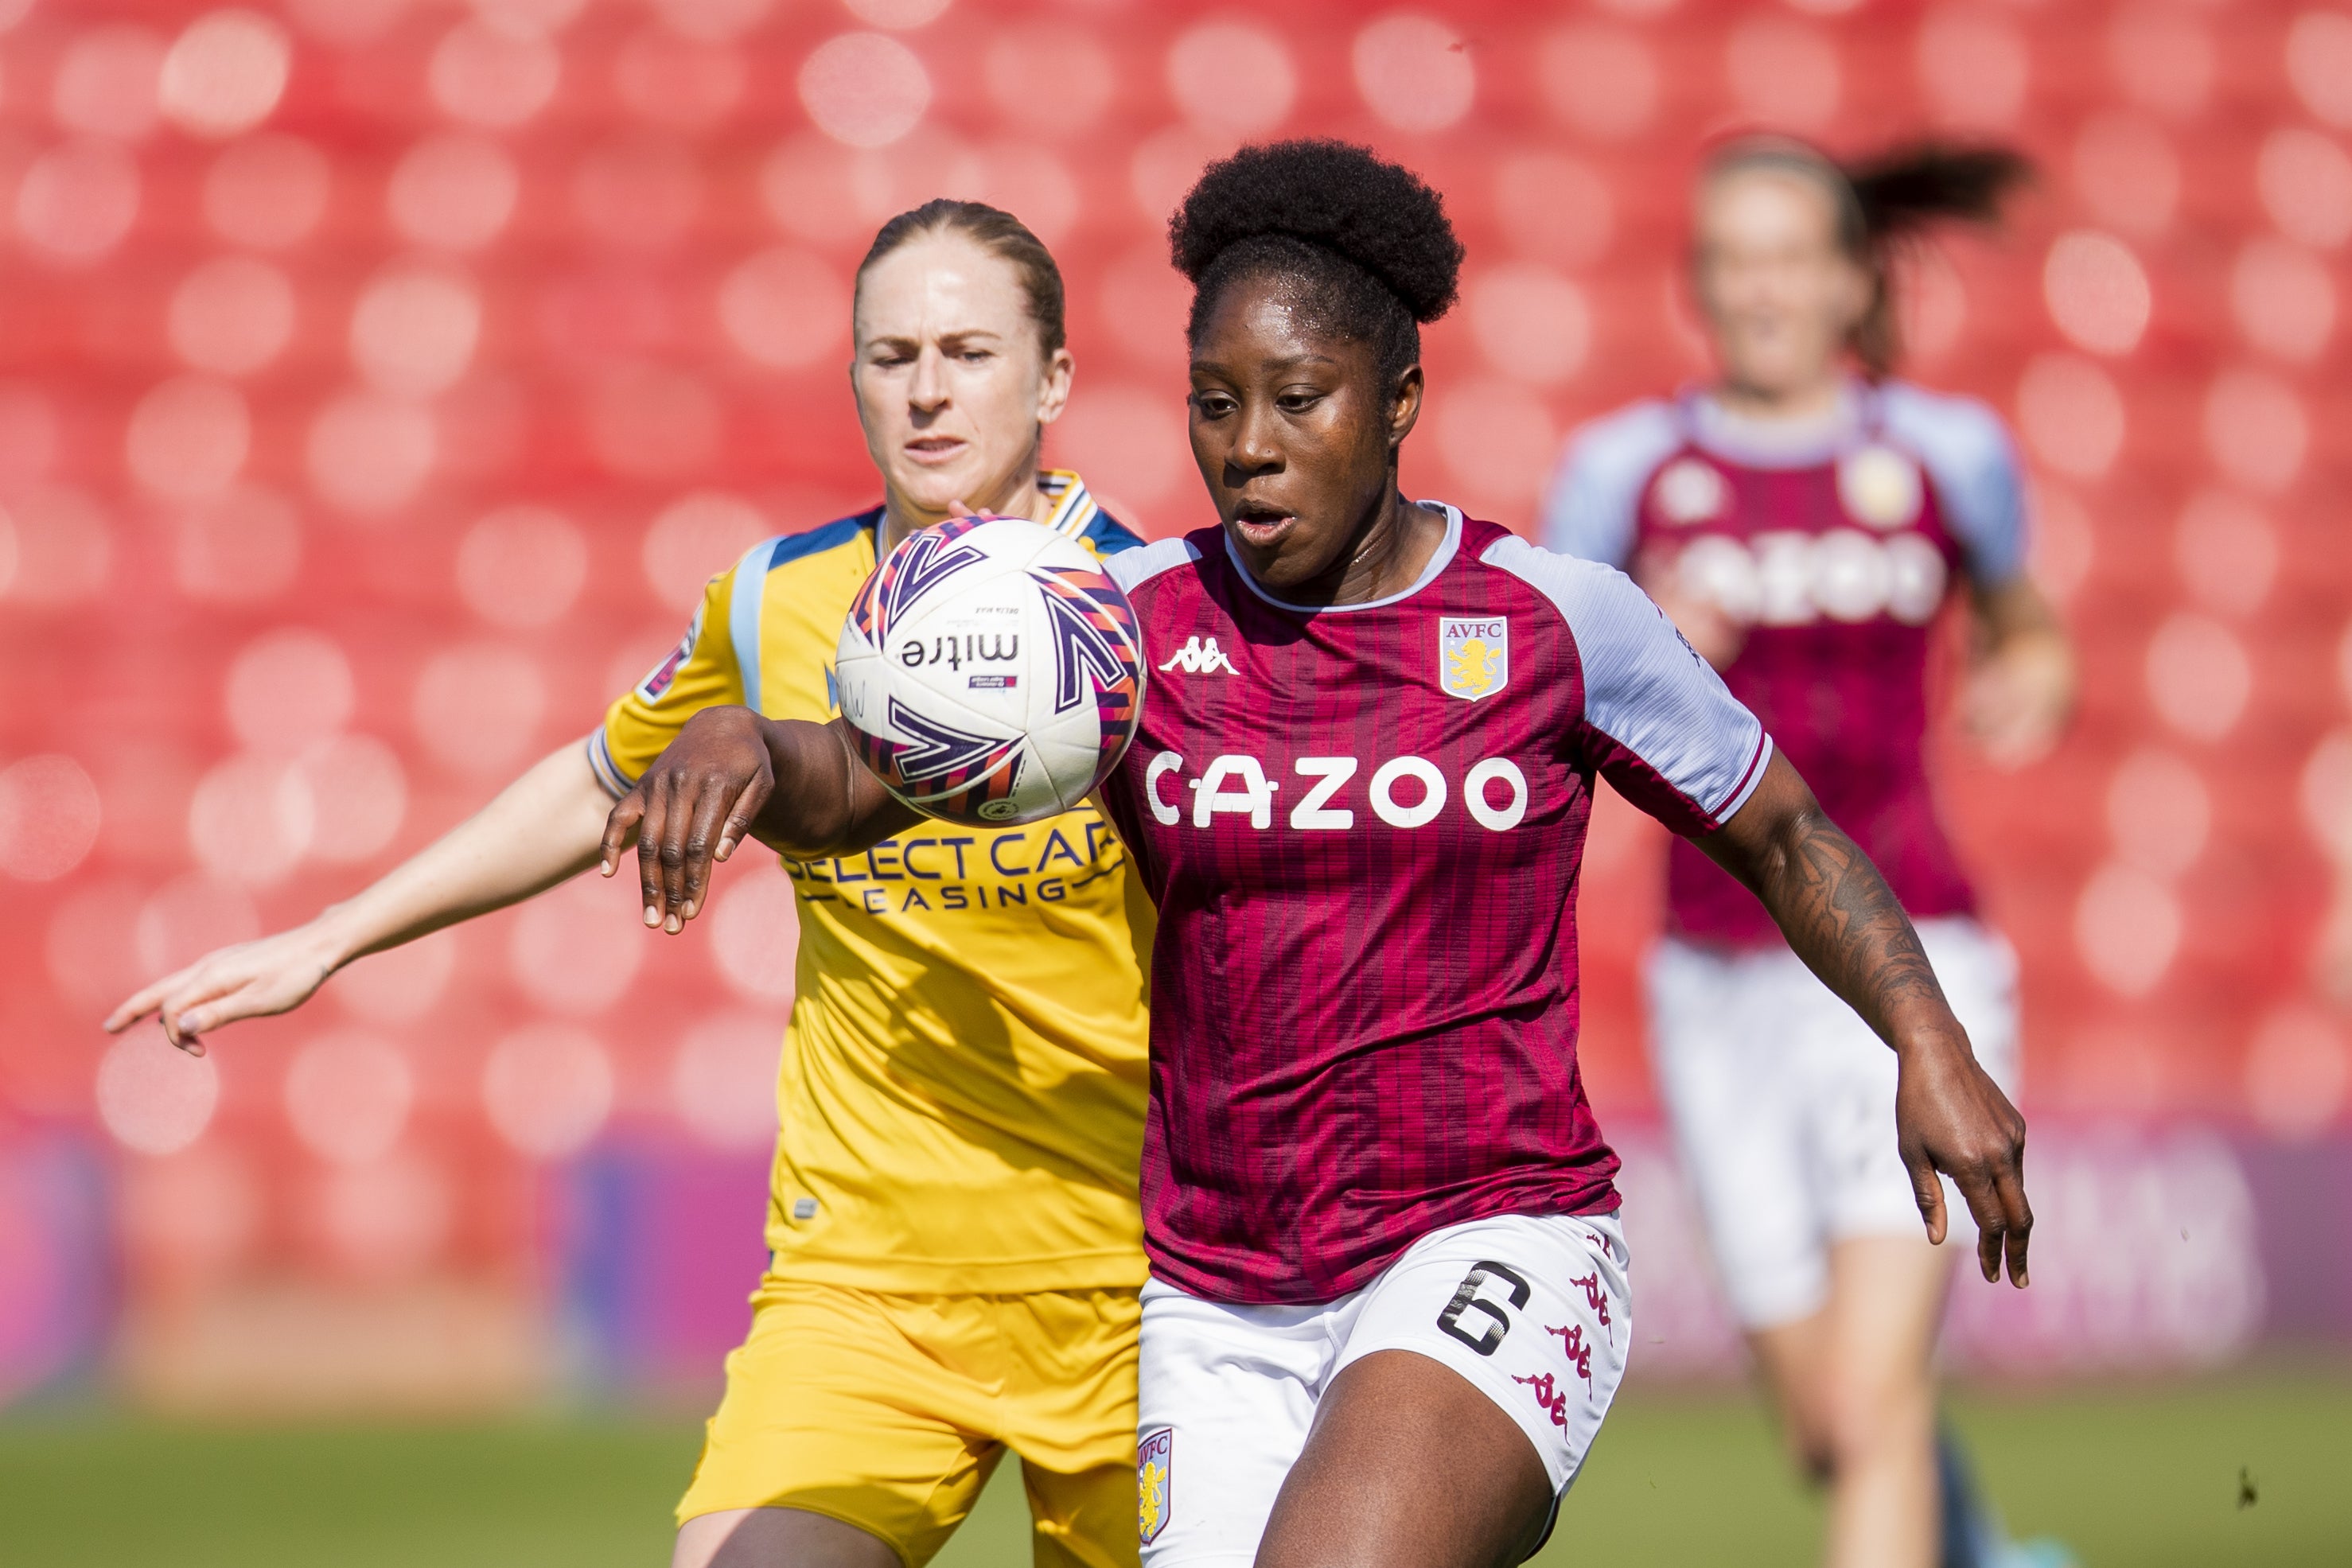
left=1542, top=381, right=2027, bottom=946
left=1098, top=505, right=1772, bottom=1304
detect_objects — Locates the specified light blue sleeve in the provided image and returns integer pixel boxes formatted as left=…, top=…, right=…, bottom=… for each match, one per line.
left=1104, top=535, right=1201, bottom=594
left=1482, top=533, right=1771, bottom=833
left=1881, top=383, right=2029, bottom=587
left=1538, top=399, right=1683, bottom=570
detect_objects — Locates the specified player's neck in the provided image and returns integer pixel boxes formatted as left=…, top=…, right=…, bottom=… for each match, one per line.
left=1304, top=488, right=1444, bottom=609
left=880, top=472, right=1046, bottom=552
left=1708, top=370, right=1848, bottom=426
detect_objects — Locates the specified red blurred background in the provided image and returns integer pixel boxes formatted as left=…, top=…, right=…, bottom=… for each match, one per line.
left=2, top=0, right=2349, bottom=1407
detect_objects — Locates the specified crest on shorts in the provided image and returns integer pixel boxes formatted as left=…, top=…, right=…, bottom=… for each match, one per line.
left=1137, top=1427, right=1173, bottom=1545
left=1440, top=617, right=1509, bottom=702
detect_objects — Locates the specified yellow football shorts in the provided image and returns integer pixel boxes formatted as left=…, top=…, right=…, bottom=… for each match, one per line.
left=677, top=1278, right=1142, bottom=1568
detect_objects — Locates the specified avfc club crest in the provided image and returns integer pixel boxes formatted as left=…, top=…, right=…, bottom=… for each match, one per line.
left=1836, top=443, right=1926, bottom=530
left=1137, top=1427, right=1173, bottom=1546
left=1440, top=617, right=1509, bottom=702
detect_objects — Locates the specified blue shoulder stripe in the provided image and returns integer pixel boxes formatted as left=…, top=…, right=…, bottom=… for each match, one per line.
left=729, top=510, right=879, bottom=714
left=767, top=508, right=880, bottom=570
left=1082, top=508, right=1145, bottom=556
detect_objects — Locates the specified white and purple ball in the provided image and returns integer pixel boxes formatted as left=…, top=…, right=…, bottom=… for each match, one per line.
left=835, top=516, right=1146, bottom=827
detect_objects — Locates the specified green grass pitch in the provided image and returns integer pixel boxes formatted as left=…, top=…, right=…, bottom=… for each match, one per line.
left=0, top=1373, right=2343, bottom=1566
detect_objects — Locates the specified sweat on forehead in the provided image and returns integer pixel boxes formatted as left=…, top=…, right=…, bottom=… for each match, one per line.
left=1186, top=235, right=1419, bottom=381
left=857, top=236, right=1034, bottom=332
left=1194, top=263, right=1362, bottom=347
left=855, top=197, right=1067, bottom=354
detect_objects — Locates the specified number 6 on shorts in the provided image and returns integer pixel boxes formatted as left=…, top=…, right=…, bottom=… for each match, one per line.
left=1435, top=1260, right=1532, bottom=1356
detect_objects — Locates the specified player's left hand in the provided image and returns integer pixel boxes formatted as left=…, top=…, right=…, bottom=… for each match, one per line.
left=1894, top=1032, right=2032, bottom=1287
left=601, top=706, right=776, bottom=933
left=1963, top=639, right=2070, bottom=768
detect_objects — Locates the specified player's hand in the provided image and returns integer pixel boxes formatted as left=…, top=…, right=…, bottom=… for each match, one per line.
left=2316, top=882, right=2352, bottom=1004
left=1894, top=1031, right=2032, bottom=1287
left=1633, top=548, right=1745, bottom=671
left=103, top=924, right=345, bottom=1056
left=1963, top=636, right=2070, bottom=768
left=601, top=706, right=775, bottom=933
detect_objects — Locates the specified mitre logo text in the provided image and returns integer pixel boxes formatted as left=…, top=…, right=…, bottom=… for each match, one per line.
left=895, top=633, right=1020, bottom=670
left=1143, top=751, right=1532, bottom=832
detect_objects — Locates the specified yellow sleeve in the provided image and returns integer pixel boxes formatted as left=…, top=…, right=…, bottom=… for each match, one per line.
left=590, top=560, right=750, bottom=796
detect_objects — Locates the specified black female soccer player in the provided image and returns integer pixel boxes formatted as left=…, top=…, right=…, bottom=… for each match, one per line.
left=609, top=141, right=2032, bottom=1568
left=1544, top=139, right=2075, bottom=1568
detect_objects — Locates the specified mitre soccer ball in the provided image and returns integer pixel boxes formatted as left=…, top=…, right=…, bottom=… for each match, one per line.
left=835, top=516, right=1147, bottom=826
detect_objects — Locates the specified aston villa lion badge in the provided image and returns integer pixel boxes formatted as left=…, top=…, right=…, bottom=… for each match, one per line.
left=1137, top=1426, right=1173, bottom=1545
left=1440, top=617, right=1509, bottom=701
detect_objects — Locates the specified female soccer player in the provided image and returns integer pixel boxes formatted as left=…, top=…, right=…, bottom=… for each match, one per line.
left=110, top=201, right=1154, bottom=1568
left=613, top=140, right=2034, bottom=1568
left=1542, top=139, right=2075, bottom=1568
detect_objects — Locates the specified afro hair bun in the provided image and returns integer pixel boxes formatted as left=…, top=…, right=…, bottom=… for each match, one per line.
left=1170, top=140, right=1463, bottom=324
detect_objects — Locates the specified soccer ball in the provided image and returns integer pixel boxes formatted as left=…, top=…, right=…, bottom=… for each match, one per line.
left=835, top=516, right=1146, bottom=826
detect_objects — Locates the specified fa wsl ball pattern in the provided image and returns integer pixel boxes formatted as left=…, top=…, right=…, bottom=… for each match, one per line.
left=836, top=517, right=1145, bottom=827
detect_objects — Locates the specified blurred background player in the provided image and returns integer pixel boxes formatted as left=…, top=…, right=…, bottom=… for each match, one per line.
left=612, top=138, right=2035, bottom=1568
left=1542, top=138, right=2076, bottom=1568
left=111, top=201, right=1153, bottom=1568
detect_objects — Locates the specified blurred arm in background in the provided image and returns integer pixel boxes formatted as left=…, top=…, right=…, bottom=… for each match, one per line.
left=2315, top=794, right=2352, bottom=1003
left=1963, top=574, right=2074, bottom=769
left=103, top=737, right=613, bottom=1055
left=1629, top=561, right=2077, bottom=764
left=1628, top=554, right=2074, bottom=768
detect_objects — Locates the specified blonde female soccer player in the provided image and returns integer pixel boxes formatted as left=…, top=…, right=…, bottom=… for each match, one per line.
left=1544, top=140, right=2075, bottom=1568
left=111, top=200, right=1152, bottom=1568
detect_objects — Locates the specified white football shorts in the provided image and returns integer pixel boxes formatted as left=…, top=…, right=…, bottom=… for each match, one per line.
left=1135, top=1211, right=1630, bottom=1568
left=1647, top=915, right=2022, bottom=1329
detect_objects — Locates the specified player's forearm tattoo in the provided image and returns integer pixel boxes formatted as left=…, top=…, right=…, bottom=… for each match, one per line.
left=1771, top=811, right=1947, bottom=1027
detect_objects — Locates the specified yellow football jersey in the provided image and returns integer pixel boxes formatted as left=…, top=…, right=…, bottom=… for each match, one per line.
left=595, top=473, right=1154, bottom=1294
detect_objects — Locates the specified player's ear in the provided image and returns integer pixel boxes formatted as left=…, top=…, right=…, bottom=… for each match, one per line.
left=1836, top=253, right=1875, bottom=337
left=1035, top=345, right=1075, bottom=427
left=1387, top=363, right=1424, bottom=450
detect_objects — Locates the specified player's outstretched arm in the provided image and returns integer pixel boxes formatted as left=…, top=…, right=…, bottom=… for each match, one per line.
left=1699, top=749, right=2032, bottom=1288
left=106, top=738, right=617, bottom=1055
left=599, top=705, right=913, bottom=934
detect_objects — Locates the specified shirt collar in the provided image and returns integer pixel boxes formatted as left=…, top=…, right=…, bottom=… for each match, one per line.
left=1224, top=502, right=1463, bottom=614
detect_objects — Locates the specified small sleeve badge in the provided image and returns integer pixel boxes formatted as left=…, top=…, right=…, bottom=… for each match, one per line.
left=1137, top=1426, right=1173, bottom=1545
left=636, top=604, right=704, bottom=703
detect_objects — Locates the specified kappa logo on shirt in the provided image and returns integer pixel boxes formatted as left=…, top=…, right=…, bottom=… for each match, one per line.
left=1156, top=635, right=1238, bottom=675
